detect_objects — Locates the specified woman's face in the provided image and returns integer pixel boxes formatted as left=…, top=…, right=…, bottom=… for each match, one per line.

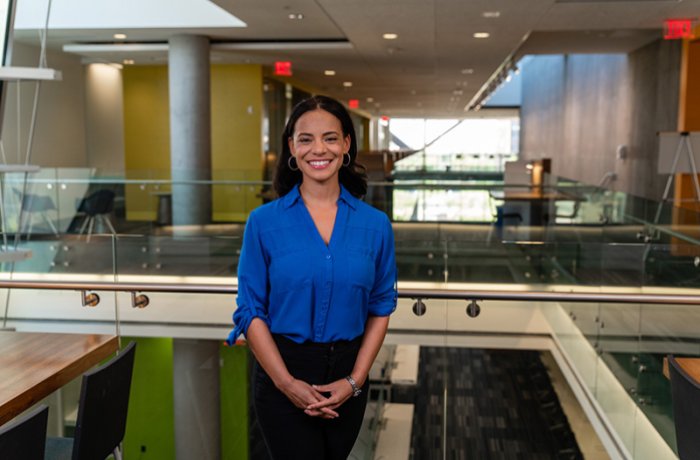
left=288, top=109, right=351, bottom=187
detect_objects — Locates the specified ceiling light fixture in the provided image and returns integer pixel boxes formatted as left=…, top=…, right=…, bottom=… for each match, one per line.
left=343, top=81, right=353, bottom=87
left=324, top=70, right=336, bottom=76
left=461, top=68, right=474, bottom=74
left=482, top=11, right=500, bottom=18
left=123, top=59, right=135, bottom=65
left=367, top=97, right=374, bottom=102
left=288, top=13, right=304, bottom=20
left=113, top=33, right=127, bottom=40
left=382, top=33, right=398, bottom=40
left=473, top=32, right=490, bottom=39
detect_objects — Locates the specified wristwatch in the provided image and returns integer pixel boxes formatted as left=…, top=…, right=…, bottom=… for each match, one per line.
left=345, top=375, right=362, bottom=397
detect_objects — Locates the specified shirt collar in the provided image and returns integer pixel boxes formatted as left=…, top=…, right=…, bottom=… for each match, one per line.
left=281, top=183, right=357, bottom=210
left=337, top=184, right=357, bottom=210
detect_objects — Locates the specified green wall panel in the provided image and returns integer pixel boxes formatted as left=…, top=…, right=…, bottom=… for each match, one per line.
left=220, top=344, right=250, bottom=459
left=122, top=337, right=175, bottom=459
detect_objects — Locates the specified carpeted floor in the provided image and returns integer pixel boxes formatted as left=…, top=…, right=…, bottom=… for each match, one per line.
left=404, top=348, right=583, bottom=460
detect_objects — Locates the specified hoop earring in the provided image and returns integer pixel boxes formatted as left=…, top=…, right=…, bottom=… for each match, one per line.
left=342, top=153, right=351, bottom=167
left=288, top=156, right=299, bottom=171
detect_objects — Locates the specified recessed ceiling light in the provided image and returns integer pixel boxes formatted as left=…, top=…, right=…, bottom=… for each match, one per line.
left=343, top=81, right=353, bottom=87
left=288, top=13, right=304, bottom=20
left=123, top=59, right=135, bottom=65
left=114, top=33, right=127, bottom=40
left=482, top=11, right=500, bottom=18
left=324, top=70, right=336, bottom=76
left=473, top=32, right=490, bottom=39
left=383, top=33, right=398, bottom=40
left=461, top=68, right=475, bottom=74
left=367, top=97, right=374, bottom=102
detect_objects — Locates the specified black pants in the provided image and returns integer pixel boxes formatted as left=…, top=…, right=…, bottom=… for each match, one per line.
left=253, top=334, right=369, bottom=460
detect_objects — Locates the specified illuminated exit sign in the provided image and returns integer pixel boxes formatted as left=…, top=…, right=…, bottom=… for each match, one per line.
left=664, top=19, right=695, bottom=40
left=274, top=61, right=292, bottom=76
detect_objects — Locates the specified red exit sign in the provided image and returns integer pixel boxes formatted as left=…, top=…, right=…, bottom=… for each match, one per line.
left=274, top=61, right=292, bottom=76
left=664, top=19, right=695, bottom=40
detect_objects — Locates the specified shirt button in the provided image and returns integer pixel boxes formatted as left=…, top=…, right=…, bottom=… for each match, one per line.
left=325, top=254, right=331, bottom=260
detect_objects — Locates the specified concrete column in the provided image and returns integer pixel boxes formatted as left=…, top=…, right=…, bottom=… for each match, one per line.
left=173, top=339, right=221, bottom=460
left=168, top=34, right=212, bottom=226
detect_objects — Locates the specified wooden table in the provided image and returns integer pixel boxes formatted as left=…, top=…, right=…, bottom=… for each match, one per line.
left=663, top=357, right=700, bottom=383
left=0, top=331, right=119, bottom=426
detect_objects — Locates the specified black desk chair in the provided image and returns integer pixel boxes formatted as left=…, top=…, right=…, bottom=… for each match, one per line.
left=668, top=355, right=700, bottom=460
left=76, top=190, right=116, bottom=242
left=45, top=342, right=136, bottom=460
left=0, top=404, right=49, bottom=460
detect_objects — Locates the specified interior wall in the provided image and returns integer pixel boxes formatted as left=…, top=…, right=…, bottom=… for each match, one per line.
left=520, top=40, right=681, bottom=200
left=1, top=41, right=87, bottom=167
left=85, top=63, right=125, bottom=174
left=211, top=64, right=264, bottom=221
left=122, top=65, right=171, bottom=220
left=122, top=64, right=264, bottom=222
left=625, top=39, right=681, bottom=200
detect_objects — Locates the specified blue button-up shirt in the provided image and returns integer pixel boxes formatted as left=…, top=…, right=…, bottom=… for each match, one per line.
left=227, top=184, right=397, bottom=344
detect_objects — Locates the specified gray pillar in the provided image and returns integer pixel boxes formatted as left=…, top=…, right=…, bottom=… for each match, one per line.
left=173, top=339, right=221, bottom=460
left=168, top=34, right=212, bottom=226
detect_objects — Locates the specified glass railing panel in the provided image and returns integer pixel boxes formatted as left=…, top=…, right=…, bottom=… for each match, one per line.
left=543, top=297, right=683, bottom=459
left=635, top=299, right=700, bottom=457
left=543, top=301, right=601, bottom=394
left=595, top=301, right=642, bottom=453
left=0, top=234, right=119, bottom=341
left=110, top=234, right=242, bottom=279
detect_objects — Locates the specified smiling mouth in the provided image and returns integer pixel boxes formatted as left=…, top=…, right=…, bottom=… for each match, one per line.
left=308, top=159, right=333, bottom=169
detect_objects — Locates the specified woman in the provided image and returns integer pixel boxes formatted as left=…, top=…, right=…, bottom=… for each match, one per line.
left=227, top=95, right=397, bottom=459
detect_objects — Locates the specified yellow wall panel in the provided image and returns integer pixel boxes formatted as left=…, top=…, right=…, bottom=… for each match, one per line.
left=123, top=66, right=171, bottom=220
left=211, top=65, right=264, bottom=221
left=121, top=64, right=264, bottom=222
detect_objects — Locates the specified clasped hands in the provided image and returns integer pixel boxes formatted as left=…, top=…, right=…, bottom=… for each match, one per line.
left=278, top=376, right=355, bottom=419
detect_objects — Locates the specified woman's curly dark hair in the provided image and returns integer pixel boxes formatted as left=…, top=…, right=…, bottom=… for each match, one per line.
left=273, top=95, right=367, bottom=198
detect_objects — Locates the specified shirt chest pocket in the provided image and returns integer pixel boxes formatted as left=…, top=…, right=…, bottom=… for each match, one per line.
left=344, top=246, right=375, bottom=292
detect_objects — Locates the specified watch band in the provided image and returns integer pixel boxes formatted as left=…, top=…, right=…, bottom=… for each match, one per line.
left=345, top=375, right=362, bottom=397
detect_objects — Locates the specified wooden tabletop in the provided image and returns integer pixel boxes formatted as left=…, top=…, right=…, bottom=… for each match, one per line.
left=662, top=357, right=700, bottom=383
left=0, top=331, right=119, bottom=426
left=502, top=191, right=581, bottom=202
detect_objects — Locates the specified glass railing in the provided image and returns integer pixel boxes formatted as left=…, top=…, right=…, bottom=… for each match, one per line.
left=3, top=167, right=700, bottom=458
left=2, top=280, right=696, bottom=459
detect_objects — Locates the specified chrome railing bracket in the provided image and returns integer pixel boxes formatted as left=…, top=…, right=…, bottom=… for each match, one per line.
left=131, top=292, right=149, bottom=309
left=81, top=291, right=100, bottom=307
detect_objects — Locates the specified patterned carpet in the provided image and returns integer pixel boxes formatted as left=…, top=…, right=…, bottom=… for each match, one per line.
left=404, top=348, right=583, bottom=460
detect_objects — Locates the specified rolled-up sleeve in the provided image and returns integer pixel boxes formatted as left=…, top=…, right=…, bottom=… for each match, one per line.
left=368, top=214, right=398, bottom=316
left=226, top=212, right=271, bottom=345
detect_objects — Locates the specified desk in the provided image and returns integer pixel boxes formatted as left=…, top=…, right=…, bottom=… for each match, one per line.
left=0, top=331, right=119, bottom=426
left=663, top=357, right=700, bottom=383
left=497, top=190, right=582, bottom=226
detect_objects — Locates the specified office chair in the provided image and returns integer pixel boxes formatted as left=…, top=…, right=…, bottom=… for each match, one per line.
left=76, top=189, right=116, bottom=242
left=0, top=404, right=49, bottom=460
left=668, top=355, right=700, bottom=460
left=15, top=189, right=59, bottom=238
left=45, top=342, right=137, bottom=460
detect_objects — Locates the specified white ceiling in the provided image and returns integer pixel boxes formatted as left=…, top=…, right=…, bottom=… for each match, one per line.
left=13, top=0, right=700, bottom=118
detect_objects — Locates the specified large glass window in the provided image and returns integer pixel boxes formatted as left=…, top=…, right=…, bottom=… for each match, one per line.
left=391, top=114, right=520, bottom=222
